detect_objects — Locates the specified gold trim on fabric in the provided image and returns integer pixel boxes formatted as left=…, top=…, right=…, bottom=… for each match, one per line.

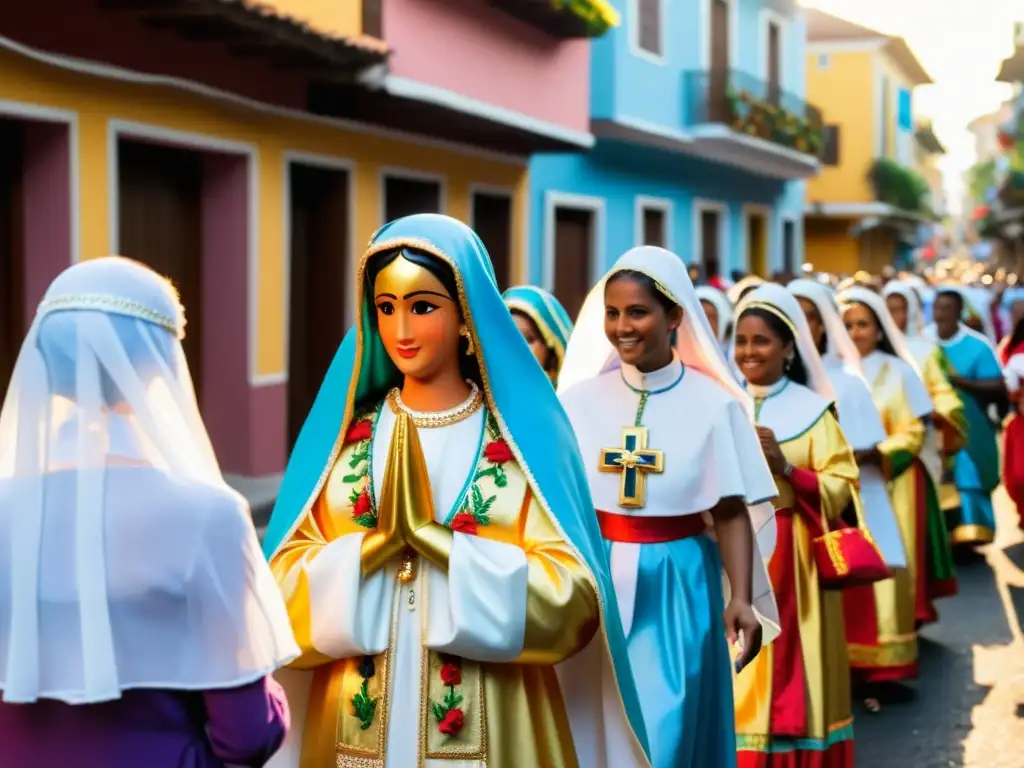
left=274, top=232, right=645, bottom=761
left=951, top=524, right=994, bottom=545
left=503, top=298, right=565, bottom=360
left=847, top=637, right=917, bottom=668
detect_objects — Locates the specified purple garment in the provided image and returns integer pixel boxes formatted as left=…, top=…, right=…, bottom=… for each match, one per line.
left=0, top=676, right=288, bottom=768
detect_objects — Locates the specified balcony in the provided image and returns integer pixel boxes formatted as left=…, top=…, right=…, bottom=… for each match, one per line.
left=680, top=69, right=823, bottom=180
left=489, top=0, right=619, bottom=38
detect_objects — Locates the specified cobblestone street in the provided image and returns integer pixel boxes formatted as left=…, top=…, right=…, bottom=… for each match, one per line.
left=854, top=488, right=1024, bottom=767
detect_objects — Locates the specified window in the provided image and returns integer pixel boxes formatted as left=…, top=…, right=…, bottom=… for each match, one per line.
left=636, top=0, right=662, bottom=57
left=897, top=88, right=913, bottom=131
left=817, top=54, right=830, bottom=70
left=821, top=125, right=841, bottom=166
left=641, top=205, right=667, bottom=247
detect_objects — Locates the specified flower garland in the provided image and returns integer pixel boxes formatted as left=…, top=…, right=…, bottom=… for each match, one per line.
left=431, top=655, right=465, bottom=737
left=725, top=87, right=823, bottom=157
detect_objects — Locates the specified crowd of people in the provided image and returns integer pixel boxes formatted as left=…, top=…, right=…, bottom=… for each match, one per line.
left=0, top=212, right=1018, bottom=768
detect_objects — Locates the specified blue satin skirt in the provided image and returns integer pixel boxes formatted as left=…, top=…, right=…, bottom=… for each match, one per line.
left=615, top=535, right=737, bottom=768
left=951, top=450, right=996, bottom=543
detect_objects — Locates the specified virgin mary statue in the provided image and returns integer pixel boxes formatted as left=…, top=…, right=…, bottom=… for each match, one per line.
left=263, top=214, right=650, bottom=768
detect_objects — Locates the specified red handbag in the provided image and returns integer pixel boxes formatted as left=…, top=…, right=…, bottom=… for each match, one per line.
left=814, top=502, right=891, bottom=590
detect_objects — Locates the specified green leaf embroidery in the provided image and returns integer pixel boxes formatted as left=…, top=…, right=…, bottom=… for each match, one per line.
left=351, top=679, right=377, bottom=731
left=431, top=701, right=446, bottom=722
left=353, top=512, right=378, bottom=528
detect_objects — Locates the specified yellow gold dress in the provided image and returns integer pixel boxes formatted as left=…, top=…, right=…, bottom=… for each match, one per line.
left=735, top=380, right=856, bottom=767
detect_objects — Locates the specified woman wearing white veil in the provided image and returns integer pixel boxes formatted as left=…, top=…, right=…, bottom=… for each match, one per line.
left=558, top=246, right=779, bottom=768
left=730, top=284, right=858, bottom=768
left=0, top=257, right=298, bottom=766
left=788, top=279, right=907, bottom=571
left=696, top=285, right=734, bottom=352
left=837, top=287, right=956, bottom=699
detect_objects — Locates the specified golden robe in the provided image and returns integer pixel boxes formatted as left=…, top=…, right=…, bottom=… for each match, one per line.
left=735, top=409, right=856, bottom=766
left=269, top=401, right=603, bottom=768
left=843, top=357, right=923, bottom=679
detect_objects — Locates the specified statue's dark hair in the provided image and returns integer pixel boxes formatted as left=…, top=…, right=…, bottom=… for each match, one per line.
left=364, top=246, right=482, bottom=386
left=736, top=306, right=809, bottom=387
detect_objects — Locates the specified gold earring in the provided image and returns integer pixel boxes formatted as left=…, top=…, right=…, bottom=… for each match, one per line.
left=460, top=327, right=475, bottom=356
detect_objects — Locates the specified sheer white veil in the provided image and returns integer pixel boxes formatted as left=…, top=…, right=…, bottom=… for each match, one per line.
left=734, top=283, right=836, bottom=402
left=788, top=278, right=867, bottom=379
left=0, top=256, right=297, bottom=704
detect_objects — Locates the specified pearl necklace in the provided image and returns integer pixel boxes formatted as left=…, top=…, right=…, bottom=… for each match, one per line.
left=386, top=381, right=483, bottom=428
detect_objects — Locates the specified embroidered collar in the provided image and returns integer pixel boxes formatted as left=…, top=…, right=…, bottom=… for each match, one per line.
left=621, top=356, right=684, bottom=394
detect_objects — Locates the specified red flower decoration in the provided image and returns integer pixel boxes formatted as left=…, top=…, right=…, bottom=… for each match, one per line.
left=484, top=439, right=513, bottom=464
left=352, top=490, right=372, bottom=517
left=440, top=663, right=462, bottom=687
left=438, top=708, right=464, bottom=736
left=345, top=419, right=372, bottom=445
left=450, top=512, right=478, bottom=535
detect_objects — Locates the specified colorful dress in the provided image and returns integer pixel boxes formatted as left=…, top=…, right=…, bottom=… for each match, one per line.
left=262, top=214, right=650, bottom=768
left=558, top=246, right=779, bottom=768
left=1001, top=332, right=1024, bottom=529
left=924, top=325, right=1003, bottom=545
left=734, top=379, right=857, bottom=768
left=842, top=351, right=934, bottom=679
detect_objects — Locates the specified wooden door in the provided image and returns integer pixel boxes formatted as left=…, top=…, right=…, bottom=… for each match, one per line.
left=117, top=139, right=204, bottom=395
left=642, top=207, right=665, bottom=247
left=287, top=163, right=350, bottom=447
left=362, top=0, right=382, bottom=36
left=700, top=209, right=720, bottom=272
left=767, top=22, right=781, bottom=105
left=472, top=192, right=512, bottom=291
left=384, top=177, right=441, bottom=223
left=553, top=207, right=593, bottom=321
left=747, top=213, right=767, bottom=277
left=782, top=219, right=796, bottom=274
left=0, top=119, right=23, bottom=399
left=709, top=0, right=731, bottom=122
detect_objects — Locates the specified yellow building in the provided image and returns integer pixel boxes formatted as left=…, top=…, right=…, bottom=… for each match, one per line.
left=0, top=0, right=598, bottom=490
left=803, top=9, right=933, bottom=275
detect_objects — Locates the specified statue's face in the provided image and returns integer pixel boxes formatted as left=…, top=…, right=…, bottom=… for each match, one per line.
left=373, top=255, right=462, bottom=382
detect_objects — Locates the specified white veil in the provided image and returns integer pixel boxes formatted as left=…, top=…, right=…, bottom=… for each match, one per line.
left=733, top=284, right=836, bottom=403
left=881, top=281, right=927, bottom=338
left=788, top=279, right=866, bottom=379
left=695, top=285, right=734, bottom=345
left=838, top=286, right=933, bottom=418
left=0, top=256, right=297, bottom=704
left=558, top=246, right=779, bottom=637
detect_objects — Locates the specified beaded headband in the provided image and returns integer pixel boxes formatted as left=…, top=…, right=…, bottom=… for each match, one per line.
left=36, top=293, right=185, bottom=339
left=738, top=300, right=799, bottom=338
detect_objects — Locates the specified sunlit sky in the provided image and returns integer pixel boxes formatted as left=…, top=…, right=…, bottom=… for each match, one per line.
left=799, top=0, right=1021, bottom=215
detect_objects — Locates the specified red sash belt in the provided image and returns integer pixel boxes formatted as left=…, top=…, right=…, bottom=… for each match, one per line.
left=597, top=509, right=706, bottom=544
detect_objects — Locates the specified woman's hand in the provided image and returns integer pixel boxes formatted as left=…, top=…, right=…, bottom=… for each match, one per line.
left=724, top=598, right=763, bottom=673
left=756, top=426, right=788, bottom=476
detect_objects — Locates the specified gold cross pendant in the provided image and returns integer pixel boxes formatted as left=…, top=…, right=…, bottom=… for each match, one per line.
left=598, top=426, right=664, bottom=509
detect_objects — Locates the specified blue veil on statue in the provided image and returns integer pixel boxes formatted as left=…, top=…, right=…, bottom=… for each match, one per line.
left=263, top=214, right=650, bottom=763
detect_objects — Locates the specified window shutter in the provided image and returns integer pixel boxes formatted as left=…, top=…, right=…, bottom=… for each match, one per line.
left=822, top=125, right=841, bottom=166
left=638, top=0, right=662, bottom=56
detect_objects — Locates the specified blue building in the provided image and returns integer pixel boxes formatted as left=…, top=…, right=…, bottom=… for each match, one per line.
left=529, top=0, right=822, bottom=318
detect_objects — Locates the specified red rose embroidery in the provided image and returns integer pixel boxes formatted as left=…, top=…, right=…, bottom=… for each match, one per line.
left=440, top=663, right=462, bottom=686
left=484, top=439, right=513, bottom=464
left=438, top=708, right=464, bottom=736
left=345, top=419, right=372, bottom=445
left=352, top=490, right=372, bottom=517
left=450, top=512, right=478, bottom=535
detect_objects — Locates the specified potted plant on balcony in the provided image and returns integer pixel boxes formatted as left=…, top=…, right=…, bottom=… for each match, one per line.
left=724, top=87, right=823, bottom=157
left=866, top=158, right=932, bottom=215
left=491, top=0, right=619, bottom=38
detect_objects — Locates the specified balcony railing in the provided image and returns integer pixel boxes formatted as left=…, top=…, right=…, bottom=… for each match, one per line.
left=682, top=69, right=824, bottom=157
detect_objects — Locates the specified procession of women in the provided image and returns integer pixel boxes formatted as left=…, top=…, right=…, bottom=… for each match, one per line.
left=0, top=212, right=1019, bottom=767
